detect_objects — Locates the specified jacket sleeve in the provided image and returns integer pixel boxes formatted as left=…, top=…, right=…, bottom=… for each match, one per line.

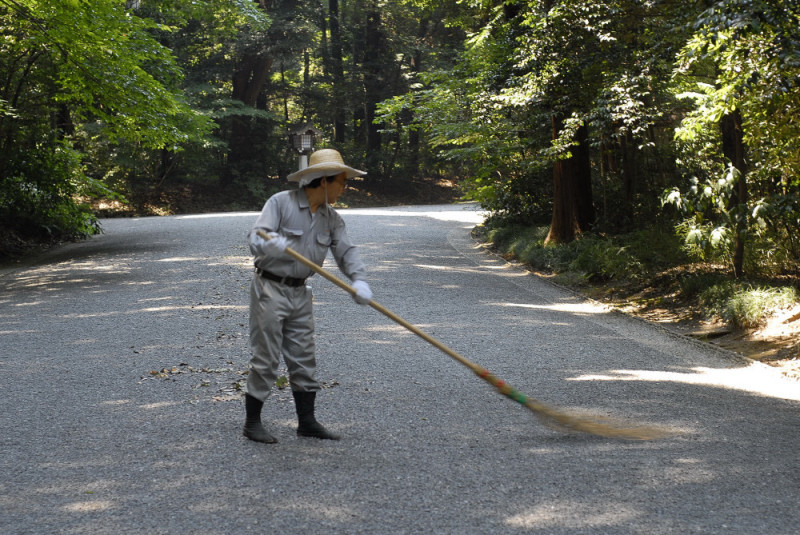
left=247, top=196, right=282, bottom=256
left=329, top=213, right=367, bottom=281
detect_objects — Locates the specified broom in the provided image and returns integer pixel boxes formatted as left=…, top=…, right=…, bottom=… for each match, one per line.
left=258, top=230, right=671, bottom=440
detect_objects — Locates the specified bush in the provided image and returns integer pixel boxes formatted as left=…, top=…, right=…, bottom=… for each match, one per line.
left=698, top=281, right=739, bottom=317
left=0, top=143, right=101, bottom=244
left=623, top=226, right=689, bottom=269
left=724, top=286, right=798, bottom=329
left=480, top=219, right=799, bottom=332
left=699, top=282, right=798, bottom=329
left=679, top=271, right=730, bottom=299
left=485, top=223, right=645, bottom=282
left=567, top=236, right=644, bottom=282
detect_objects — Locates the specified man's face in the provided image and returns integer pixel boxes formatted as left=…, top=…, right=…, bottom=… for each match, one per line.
left=325, top=172, right=348, bottom=203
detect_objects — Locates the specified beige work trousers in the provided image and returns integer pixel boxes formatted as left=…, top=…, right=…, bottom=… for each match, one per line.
left=246, top=274, right=318, bottom=401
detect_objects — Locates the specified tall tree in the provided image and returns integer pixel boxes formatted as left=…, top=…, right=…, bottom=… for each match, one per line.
left=362, top=4, right=389, bottom=173
left=514, top=0, right=601, bottom=243
left=668, top=0, right=800, bottom=275
left=223, top=0, right=276, bottom=184
left=545, top=118, right=583, bottom=244
left=720, top=109, right=747, bottom=277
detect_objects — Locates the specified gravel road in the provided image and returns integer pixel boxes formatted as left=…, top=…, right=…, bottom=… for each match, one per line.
left=1, top=203, right=798, bottom=534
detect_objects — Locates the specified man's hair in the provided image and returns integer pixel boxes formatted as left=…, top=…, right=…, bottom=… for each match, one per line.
left=305, top=176, right=337, bottom=189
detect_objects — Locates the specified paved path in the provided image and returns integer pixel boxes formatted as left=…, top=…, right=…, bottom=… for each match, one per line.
left=1, top=204, right=798, bottom=534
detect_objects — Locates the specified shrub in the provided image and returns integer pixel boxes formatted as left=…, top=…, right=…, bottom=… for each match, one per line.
left=0, top=143, right=102, bottom=243
left=485, top=223, right=645, bottom=282
left=567, top=236, right=643, bottom=282
left=699, top=282, right=798, bottom=329
left=679, top=271, right=730, bottom=298
left=623, top=226, right=689, bottom=269
left=723, top=286, right=798, bottom=329
left=698, top=281, right=739, bottom=317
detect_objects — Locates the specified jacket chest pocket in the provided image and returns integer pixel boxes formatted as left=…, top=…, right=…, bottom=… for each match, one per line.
left=315, top=231, right=332, bottom=252
left=284, top=228, right=330, bottom=259
left=283, top=228, right=304, bottom=249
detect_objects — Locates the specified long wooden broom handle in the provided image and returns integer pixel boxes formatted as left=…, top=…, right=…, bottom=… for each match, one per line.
left=255, top=230, right=669, bottom=440
left=258, top=231, right=557, bottom=409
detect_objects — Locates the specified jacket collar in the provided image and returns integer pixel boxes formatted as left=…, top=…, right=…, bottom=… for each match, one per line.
left=296, top=188, right=310, bottom=210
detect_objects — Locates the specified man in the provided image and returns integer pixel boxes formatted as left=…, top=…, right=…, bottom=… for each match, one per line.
left=243, top=148, right=373, bottom=443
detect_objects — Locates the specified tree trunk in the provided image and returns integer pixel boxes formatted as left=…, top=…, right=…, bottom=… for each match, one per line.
left=319, top=8, right=329, bottom=79
left=620, top=131, right=636, bottom=222
left=232, top=54, right=272, bottom=108
left=329, top=0, right=346, bottom=143
left=574, top=122, right=595, bottom=231
left=223, top=53, right=273, bottom=185
left=351, top=6, right=366, bottom=148
left=55, top=105, right=74, bottom=138
left=542, top=0, right=583, bottom=245
left=720, top=109, right=748, bottom=278
left=544, top=115, right=582, bottom=245
left=281, top=63, right=289, bottom=122
left=406, top=19, right=426, bottom=178
left=363, top=7, right=384, bottom=174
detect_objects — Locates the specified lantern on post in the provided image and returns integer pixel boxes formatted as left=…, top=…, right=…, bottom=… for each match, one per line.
left=288, top=123, right=321, bottom=171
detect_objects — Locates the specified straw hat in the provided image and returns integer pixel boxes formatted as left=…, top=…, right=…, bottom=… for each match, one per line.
left=287, top=149, right=366, bottom=187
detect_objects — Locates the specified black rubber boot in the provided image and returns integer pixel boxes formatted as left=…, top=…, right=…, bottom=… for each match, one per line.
left=293, top=391, right=341, bottom=440
left=242, top=394, right=277, bottom=444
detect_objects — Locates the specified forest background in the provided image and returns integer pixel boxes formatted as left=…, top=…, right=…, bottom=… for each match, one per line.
left=1, top=0, right=799, bottom=371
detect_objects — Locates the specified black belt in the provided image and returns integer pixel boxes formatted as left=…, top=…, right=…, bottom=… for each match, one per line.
left=256, top=268, right=307, bottom=287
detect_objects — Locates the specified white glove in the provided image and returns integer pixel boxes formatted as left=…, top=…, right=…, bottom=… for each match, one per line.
left=250, top=231, right=288, bottom=258
left=351, top=280, right=373, bottom=305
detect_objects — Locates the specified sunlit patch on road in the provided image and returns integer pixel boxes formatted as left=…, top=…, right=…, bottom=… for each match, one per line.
left=569, top=363, right=800, bottom=401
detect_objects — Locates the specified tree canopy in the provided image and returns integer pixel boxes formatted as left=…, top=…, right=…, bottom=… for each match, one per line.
left=0, top=0, right=214, bottom=241
left=2, top=0, right=799, bottom=277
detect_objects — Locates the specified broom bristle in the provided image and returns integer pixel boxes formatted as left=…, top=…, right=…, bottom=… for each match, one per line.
left=525, top=399, right=674, bottom=440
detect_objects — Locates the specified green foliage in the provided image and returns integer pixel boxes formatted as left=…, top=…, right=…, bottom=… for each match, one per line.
left=398, top=1, right=698, bottom=231
left=620, top=225, right=689, bottom=269
left=678, top=271, right=731, bottom=299
left=0, top=0, right=219, bottom=244
left=748, top=194, right=800, bottom=271
left=389, top=0, right=798, bottom=274
left=662, top=165, right=745, bottom=261
left=0, top=142, right=102, bottom=240
left=725, top=286, right=798, bottom=329
left=484, top=221, right=652, bottom=283
left=566, top=236, right=644, bottom=282
left=1, top=0, right=800, bottom=284
left=699, top=282, right=798, bottom=329
left=697, top=280, right=739, bottom=316
left=668, top=0, right=800, bottom=274
left=485, top=216, right=798, bottom=330
left=275, top=375, right=289, bottom=389
left=383, top=8, right=555, bottom=213
left=34, top=0, right=211, bottom=148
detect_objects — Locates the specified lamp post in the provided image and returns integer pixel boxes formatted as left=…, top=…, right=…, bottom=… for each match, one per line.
left=288, top=123, right=320, bottom=171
